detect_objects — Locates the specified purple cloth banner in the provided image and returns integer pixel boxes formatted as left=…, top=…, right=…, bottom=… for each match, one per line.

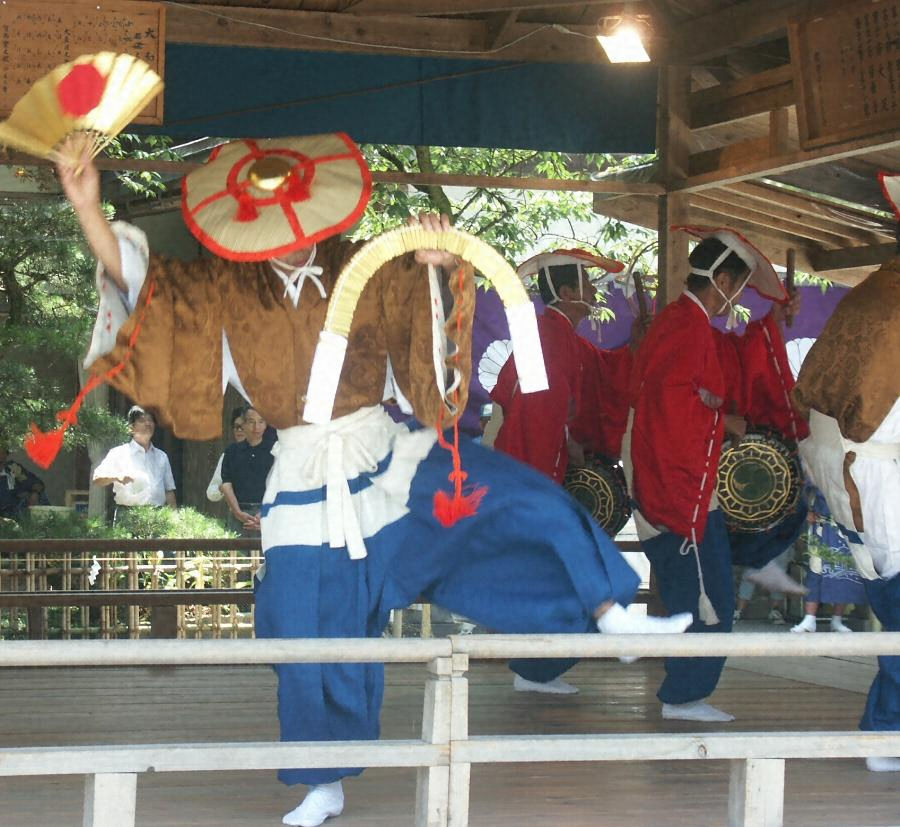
left=464, top=281, right=849, bottom=434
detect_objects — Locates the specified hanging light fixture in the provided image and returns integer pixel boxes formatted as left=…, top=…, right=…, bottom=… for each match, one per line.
left=597, top=9, right=651, bottom=63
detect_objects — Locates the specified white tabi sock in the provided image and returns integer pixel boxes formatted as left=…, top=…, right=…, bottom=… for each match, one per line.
left=513, top=674, right=579, bottom=694
left=866, top=756, right=900, bottom=772
left=830, top=615, right=853, bottom=633
left=596, top=603, right=693, bottom=663
left=283, top=781, right=345, bottom=827
left=744, top=560, right=806, bottom=596
left=790, top=614, right=817, bottom=633
left=662, top=701, right=735, bottom=722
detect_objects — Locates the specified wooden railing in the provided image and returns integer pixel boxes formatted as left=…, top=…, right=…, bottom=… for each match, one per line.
left=0, top=539, right=261, bottom=639
left=1, top=633, right=898, bottom=827
left=0, top=539, right=654, bottom=640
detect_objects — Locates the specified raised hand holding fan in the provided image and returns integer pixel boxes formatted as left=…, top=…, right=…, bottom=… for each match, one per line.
left=0, top=52, right=162, bottom=167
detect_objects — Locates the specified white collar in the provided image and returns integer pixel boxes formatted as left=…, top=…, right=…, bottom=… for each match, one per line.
left=682, top=289, right=711, bottom=322
left=129, top=439, right=154, bottom=455
left=269, top=245, right=325, bottom=309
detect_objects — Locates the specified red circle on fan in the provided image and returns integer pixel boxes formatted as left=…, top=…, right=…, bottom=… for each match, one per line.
left=56, top=64, right=107, bottom=117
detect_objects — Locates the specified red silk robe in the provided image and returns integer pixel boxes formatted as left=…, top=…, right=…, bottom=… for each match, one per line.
left=630, top=294, right=805, bottom=543
left=491, top=309, right=584, bottom=483
left=570, top=339, right=634, bottom=459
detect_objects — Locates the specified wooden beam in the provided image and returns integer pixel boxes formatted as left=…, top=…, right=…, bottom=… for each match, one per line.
left=690, top=65, right=795, bottom=130
left=590, top=189, right=873, bottom=286
left=166, top=3, right=605, bottom=63
left=676, top=133, right=900, bottom=193
left=809, top=243, right=895, bottom=273
left=657, top=64, right=692, bottom=306
left=691, top=192, right=854, bottom=247
left=696, top=188, right=884, bottom=247
left=725, top=182, right=891, bottom=243
left=668, top=0, right=807, bottom=64
left=486, top=11, right=520, bottom=50
left=348, top=0, right=626, bottom=14
left=688, top=136, right=770, bottom=178
left=373, top=171, right=664, bottom=194
left=0, top=151, right=664, bottom=194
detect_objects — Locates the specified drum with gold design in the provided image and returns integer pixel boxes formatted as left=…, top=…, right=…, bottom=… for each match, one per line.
left=716, top=427, right=802, bottom=533
left=563, top=455, right=631, bottom=537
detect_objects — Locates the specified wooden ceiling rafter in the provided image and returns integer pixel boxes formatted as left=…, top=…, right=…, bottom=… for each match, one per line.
left=692, top=190, right=868, bottom=249
left=165, top=2, right=614, bottom=63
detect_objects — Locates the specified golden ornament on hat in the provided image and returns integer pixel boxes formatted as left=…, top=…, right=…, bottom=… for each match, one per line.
left=0, top=52, right=162, bottom=166
left=248, top=156, right=293, bottom=192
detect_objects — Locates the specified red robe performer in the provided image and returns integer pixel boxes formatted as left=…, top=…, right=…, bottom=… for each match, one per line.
left=624, top=227, right=805, bottom=724
left=492, top=249, right=626, bottom=483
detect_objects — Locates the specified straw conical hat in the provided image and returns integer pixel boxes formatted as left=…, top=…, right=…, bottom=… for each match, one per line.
left=181, top=133, right=371, bottom=261
left=675, top=225, right=786, bottom=301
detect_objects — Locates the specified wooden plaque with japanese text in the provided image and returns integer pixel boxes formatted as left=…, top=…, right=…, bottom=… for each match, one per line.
left=790, top=0, right=900, bottom=149
left=0, top=0, right=165, bottom=124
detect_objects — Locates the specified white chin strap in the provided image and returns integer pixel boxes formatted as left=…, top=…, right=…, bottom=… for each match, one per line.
left=689, top=245, right=753, bottom=330
left=542, top=263, right=599, bottom=333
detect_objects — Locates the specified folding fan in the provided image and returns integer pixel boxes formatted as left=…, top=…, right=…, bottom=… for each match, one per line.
left=0, top=52, right=163, bottom=164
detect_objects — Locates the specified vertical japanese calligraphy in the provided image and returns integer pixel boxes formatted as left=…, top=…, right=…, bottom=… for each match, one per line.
left=0, top=0, right=165, bottom=124
left=790, top=0, right=900, bottom=149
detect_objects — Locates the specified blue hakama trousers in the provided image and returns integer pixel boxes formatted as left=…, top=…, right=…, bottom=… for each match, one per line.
left=255, top=432, right=639, bottom=785
left=642, top=507, right=801, bottom=705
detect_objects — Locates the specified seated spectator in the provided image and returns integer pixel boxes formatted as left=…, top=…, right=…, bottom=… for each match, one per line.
left=220, top=405, right=276, bottom=535
left=7, top=460, right=49, bottom=508
left=93, top=406, right=176, bottom=517
left=207, top=407, right=246, bottom=502
left=0, top=445, right=48, bottom=516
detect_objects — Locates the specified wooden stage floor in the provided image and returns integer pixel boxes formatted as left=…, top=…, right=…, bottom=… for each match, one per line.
left=0, top=653, right=897, bottom=826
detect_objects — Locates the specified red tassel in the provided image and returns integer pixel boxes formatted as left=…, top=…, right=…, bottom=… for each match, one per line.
left=433, top=485, right=487, bottom=528
left=284, top=170, right=312, bottom=203
left=235, top=191, right=259, bottom=222
left=24, top=281, right=157, bottom=469
left=24, top=423, right=68, bottom=470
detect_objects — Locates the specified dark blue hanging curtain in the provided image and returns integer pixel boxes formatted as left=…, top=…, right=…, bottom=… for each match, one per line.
left=145, top=44, right=657, bottom=154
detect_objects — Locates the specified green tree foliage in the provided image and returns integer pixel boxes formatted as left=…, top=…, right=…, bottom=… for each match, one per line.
left=357, top=145, right=656, bottom=263
left=0, top=136, right=176, bottom=449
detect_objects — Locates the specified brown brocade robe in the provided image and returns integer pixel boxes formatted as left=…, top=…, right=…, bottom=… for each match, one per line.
left=792, top=260, right=900, bottom=443
left=791, top=259, right=900, bottom=559
left=90, top=235, right=475, bottom=440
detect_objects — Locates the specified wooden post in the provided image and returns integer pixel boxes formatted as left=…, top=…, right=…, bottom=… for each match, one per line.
left=657, top=63, right=692, bottom=307
left=448, top=653, right=471, bottom=827
left=728, top=758, right=785, bottom=827
left=391, top=608, right=404, bottom=637
left=83, top=773, right=137, bottom=827
left=421, top=603, right=433, bottom=639
left=149, top=606, right=178, bottom=639
left=415, top=656, right=452, bottom=826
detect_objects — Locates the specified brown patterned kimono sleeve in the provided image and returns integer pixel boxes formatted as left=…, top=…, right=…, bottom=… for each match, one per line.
left=792, top=263, right=900, bottom=442
left=381, top=255, right=476, bottom=428
left=90, top=255, right=225, bottom=441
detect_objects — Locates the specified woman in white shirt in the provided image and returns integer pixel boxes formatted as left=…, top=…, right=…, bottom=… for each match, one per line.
left=93, top=406, right=176, bottom=510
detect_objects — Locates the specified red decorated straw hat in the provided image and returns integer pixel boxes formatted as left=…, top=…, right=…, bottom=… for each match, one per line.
left=516, top=248, right=625, bottom=277
left=674, top=225, right=787, bottom=302
left=181, top=133, right=372, bottom=261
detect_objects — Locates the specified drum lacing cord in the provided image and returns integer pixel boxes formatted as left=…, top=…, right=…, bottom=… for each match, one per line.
left=678, top=409, right=721, bottom=626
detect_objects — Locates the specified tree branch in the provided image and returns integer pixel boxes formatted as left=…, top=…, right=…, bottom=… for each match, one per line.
left=414, top=146, right=454, bottom=219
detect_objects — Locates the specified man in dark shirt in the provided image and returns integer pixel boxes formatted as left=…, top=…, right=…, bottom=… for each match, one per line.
left=220, top=405, right=276, bottom=533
